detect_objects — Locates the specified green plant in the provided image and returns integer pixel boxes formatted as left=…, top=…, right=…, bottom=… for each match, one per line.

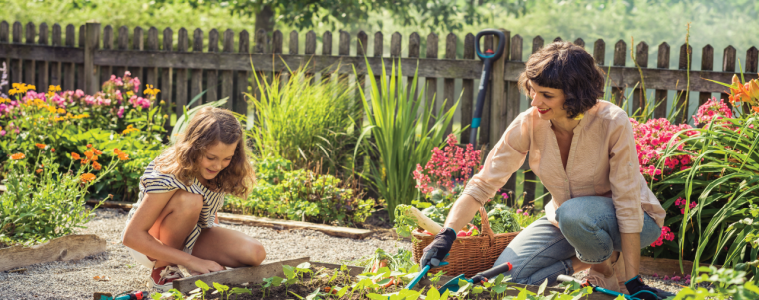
left=353, top=58, right=460, bottom=222
left=246, top=61, right=362, bottom=176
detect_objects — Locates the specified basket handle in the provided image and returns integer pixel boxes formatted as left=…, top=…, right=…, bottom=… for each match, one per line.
left=478, top=206, right=496, bottom=245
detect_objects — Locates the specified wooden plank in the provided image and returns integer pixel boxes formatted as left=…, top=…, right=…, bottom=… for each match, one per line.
left=63, top=24, right=75, bottom=91
left=510, top=34, right=533, bottom=205
left=24, top=22, right=36, bottom=87
left=553, top=37, right=562, bottom=43
left=698, top=45, right=714, bottom=108
left=100, top=24, right=112, bottom=86
left=206, top=28, right=219, bottom=103
left=146, top=27, right=159, bottom=101
left=50, top=23, right=62, bottom=86
left=77, top=24, right=84, bottom=90
left=190, top=28, right=203, bottom=107
left=373, top=31, right=383, bottom=96
left=408, top=32, right=420, bottom=100
left=722, top=45, right=738, bottom=113
left=490, top=29, right=510, bottom=148
left=390, top=32, right=401, bottom=57
left=133, top=26, right=144, bottom=95
left=459, top=33, right=474, bottom=144
left=425, top=32, right=438, bottom=130
left=234, top=30, right=249, bottom=115
left=632, top=41, right=649, bottom=114
left=574, top=38, right=585, bottom=48
left=533, top=36, right=544, bottom=54
left=654, top=42, right=670, bottom=119
left=594, top=39, right=605, bottom=65
left=11, top=22, right=21, bottom=86
left=747, top=46, right=759, bottom=73
left=172, top=257, right=310, bottom=294
left=289, top=30, right=298, bottom=55
left=612, top=40, right=626, bottom=105
left=355, top=30, right=368, bottom=138
left=161, top=27, right=174, bottom=130
left=305, top=30, right=316, bottom=55
left=217, top=212, right=372, bottom=239
left=115, top=26, right=128, bottom=78
left=0, top=21, right=8, bottom=83
left=271, top=30, right=282, bottom=54
left=220, top=29, right=234, bottom=108
left=83, top=22, right=99, bottom=95
left=175, top=28, right=189, bottom=117
left=38, top=22, right=49, bottom=90
left=443, top=33, right=457, bottom=137
left=639, top=256, right=720, bottom=277
left=675, top=44, right=692, bottom=124
left=0, top=234, right=106, bottom=272
left=322, top=30, right=332, bottom=56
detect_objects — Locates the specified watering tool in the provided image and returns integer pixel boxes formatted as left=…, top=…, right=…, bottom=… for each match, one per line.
left=557, top=274, right=670, bottom=300
left=437, top=261, right=513, bottom=293
left=470, top=29, right=507, bottom=147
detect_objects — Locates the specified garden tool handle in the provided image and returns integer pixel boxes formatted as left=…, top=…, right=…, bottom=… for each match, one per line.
left=475, top=30, right=507, bottom=62
left=474, top=262, right=513, bottom=284
left=470, top=29, right=505, bottom=146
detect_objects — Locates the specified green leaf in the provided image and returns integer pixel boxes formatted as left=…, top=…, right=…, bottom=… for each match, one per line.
left=195, top=280, right=210, bottom=291
left=538, top=278, right=548, bottom=296
left=288, top=291, right=304, bottom=299
left=230, top=287, right=252, bottom=295
left=425, top=288, right=440, bottom=300
left=283, top=265, right=296, bottom=279
left=213, top=282, right=229, bottom=292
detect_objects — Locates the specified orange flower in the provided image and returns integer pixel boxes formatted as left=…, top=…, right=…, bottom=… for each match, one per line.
left=10, top=153, right=25, bottom=160
left=86, top=144, right=92, bottom=148
left=113, top=148, right=121, bottom=154
left=51, top=148, right=55, bottom=152
left=36, top=168, right=43, bottom=174
left=117, top=151, right=129, bottom=161
left=747, top=79, right=759, bottom=99
left=80, top=173, right=96, bottom=183
left=91, top=155, right=98, bottom=161
left=729, top=75, right=752, bottom=104
left=94, top=149, right=103, bottom=155
left=92, top=161, right=102, bottom=171
left=71, top=152, right=81, bottom=160
left=84, top=150, right=94, bottom=159
left=81, top=158, right=90, bottom=164
left=35, top=143, right=47, bottom=149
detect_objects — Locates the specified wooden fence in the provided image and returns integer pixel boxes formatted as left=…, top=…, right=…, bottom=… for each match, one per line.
left=1, top=21, right=758, bottom=206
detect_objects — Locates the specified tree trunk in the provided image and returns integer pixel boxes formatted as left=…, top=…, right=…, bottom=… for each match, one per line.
left=254, top=4, right=274, bottom=37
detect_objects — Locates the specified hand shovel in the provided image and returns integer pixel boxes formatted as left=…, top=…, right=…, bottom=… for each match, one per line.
left=437, top=261, right=513, bottom=293
left=404, top=253, right=450, bottom=291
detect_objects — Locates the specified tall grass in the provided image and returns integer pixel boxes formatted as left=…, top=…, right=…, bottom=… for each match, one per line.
left=245, top=62, right=362, bottom=175
left=353, top=59, right=459, bottom=222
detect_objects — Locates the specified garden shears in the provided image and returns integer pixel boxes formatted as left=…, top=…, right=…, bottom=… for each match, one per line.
left=437, top=261, right=513, bottom=293
left=470, top=29, right=507, bottom=148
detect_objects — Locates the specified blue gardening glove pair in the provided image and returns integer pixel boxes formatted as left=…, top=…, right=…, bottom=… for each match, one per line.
left=420, top=227, right=456, bottom=267
left=624, top=275, right=676, bottom=300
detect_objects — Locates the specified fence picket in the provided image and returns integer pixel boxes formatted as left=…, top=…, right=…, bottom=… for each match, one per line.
left=101, top=25, right=113, bottom=85
left=460, top=33, right=474, bottom=144
left=272, top=30, right=282, bottom=54
left=553, top=37, right=562, bottom=43
left=425, top=32, right=438, bottom=130
left=289, top=30, right=298, bottom=55
left=612, top=40, right=626, bottom=105
left=443, top=33, right=457, bottom=137
left=653, top=42, right=670, bottom=119
left=162, top=27, right=174, bottom=128
left=574, top=38, right=584, bottom=48
left=24, top=22, right=35, bottom=86
left=305, top=30, right=316, bottom=83
left=322, top=31, right=332, bottom=56
left=675, top=44, right=692, bottom=123
left=133, top=26, right=144, bottom=95
left=175, top=28, right=188, bottom=116
left=722, top=46, right=743, bottom=113
left=747, top=47, right=758, bottom=73
left=146, top=27, right=159, bottom=94
left=83, top=23, right=99, bottom=95
left=0, top=21, right=7, bottom=87
left=593, top=39, right=605, bottom=65
left=390, top=32, right=401, bottom=57
left=206, top=28, right=219, bottom=103
left=39, top=23, right=49, bottom=90
left=373, top=31, right=383, bottom=97
left=532, top=36, right=544, bottom=54
left=190, top=28, right=203, bottom=107
left=63, top=24, right=74, bottom=91
left=356, top=30, right=368, bottom=134
left=115, top=26, right=128, bottom=77
left=699, top=45, right=714, bottom=108
left=632, top=42, right=649, bottom=115
left=220, top=29, right=233, bottom=110
left=235, top=30, right=249, bottom=115
left=11, top=22, right=21, bottom=85
left=51, top=23, right=61, bottom=86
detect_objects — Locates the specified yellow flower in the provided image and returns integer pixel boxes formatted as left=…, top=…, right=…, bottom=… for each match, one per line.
left=122, top=124, right=140, bottom=134
left=144, top=84, right=161, bottom=97
left=57, top=108, right=66, bottom=114
left=0, top=97, right=9, bottom=103
left=48, top=85, right=61, bottom=92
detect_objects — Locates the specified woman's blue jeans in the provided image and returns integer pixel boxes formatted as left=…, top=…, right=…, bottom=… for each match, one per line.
left=492, top=196, right=661, bottom=286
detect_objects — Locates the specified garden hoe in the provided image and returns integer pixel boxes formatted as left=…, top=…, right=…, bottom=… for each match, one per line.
left=557, top=274, right=672, bottom=300
left=437, top=261, right=513, bottom=293
left=403, top=253, right=450, bottom=293
left=470, top=29, right=507, bottom=148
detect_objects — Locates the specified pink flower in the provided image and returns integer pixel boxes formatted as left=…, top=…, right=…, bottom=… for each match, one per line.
left=131, top=77, right=141, bottom=93
left=672, top=276, right=681, bottom=281
left=684, top=279, right=690, bottom=285
left=0, top=130, right=5, bottom=136
left=523, top=212, right=529, bottom=216
left=663, top=275, right=670, bottom=280
left=117, top=107, right=125, bottom=118
left=115, top=90, right=123, bottom=101
left=516, top=209, right=523, bottom=214
left=652, top=273, right=658, bottom=278
left=75, top=89, right=85, bottom=98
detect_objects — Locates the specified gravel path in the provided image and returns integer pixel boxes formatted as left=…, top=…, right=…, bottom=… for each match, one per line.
left=0, top=208, right=690, bottom=299
left=0, top=208, right=411, bottom=300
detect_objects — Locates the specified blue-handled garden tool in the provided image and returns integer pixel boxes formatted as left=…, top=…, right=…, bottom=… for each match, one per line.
left=437, top=261, right=513, bottom=293
left=470, top=29, right=507, bottom=147
left=404, top=253, right=450, bottom=291
left=557, top=274, right=671, bottom=300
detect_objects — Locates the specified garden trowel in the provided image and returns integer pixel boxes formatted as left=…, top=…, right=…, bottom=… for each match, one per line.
left=437, top=261, right=513, bottom=293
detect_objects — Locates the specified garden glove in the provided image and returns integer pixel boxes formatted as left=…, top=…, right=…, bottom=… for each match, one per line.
left=624, top=275, right=676, bottom=300
left=420, top=227, right=456, bottom=268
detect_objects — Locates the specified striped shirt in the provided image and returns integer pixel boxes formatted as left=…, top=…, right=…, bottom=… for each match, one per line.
left=121, top=159, right=225, bottom=254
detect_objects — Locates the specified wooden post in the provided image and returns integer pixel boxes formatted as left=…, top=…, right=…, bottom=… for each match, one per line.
left=675, top=44, right=692, bottom=124
left=11, top=22, right=21, bottom=86
left=146, top=27, right=159, bottom=99
left=747, top=47, right=759, bottom=74
left=356, top=30, right=368, bottom=134
left=390, top=32, right=401, bottom=98
left=320, top=30, right=332, bottom=82
left=698, top=45, right=714, bottom=108
left=304, top=30, right=316, bottom=83
left=175, top=28, right=189, bottom=117
left=235, top=30, right=250, bottom=115
left=632, top=42, right=649, bottom=115
left=593, top=39, right=605, bottom=66
left=38, top=22, right=49, bottom=91
left=289, top=30, right=299, bottom=55
left=133, top=26, right=144, bottom=95
left=83, top=22, right=100, bottom=95
left=654, top=42, right=670, bottom=119
left=24, top=22, right=36, bottom=87
left=190, top=28, right=203, bottom=107
left=721, top=46, right=737, bottom=113
left=77, top=24, right=85, bottom=90
left=574, top=38, right=585, bottom=48
left=489, top=29, right=510, bottom=149
left=408, top=32, right=420, bottom=101
left=50, top=23, right=62, bottom=87
left=425, top=32, right=438, bottom=130
left=220, top=29, right=234, bottom=109
left=612, top=40, right=626, bottom=106
left=115, top=26, right=128, bottom=78
left=443, top=33, right=457, bottom=137
left=63, top=24, right=75, bottom=91
left=100, top=25, right=113, bottom=86
left=161, top=27, right=174, bottom=130
left=206, top=28, right=219, bottom=103
left=459, top=33, right=475, bottom=144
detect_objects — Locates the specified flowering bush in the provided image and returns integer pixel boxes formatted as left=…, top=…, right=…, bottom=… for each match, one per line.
left=412, top=134, right=482, bottom=195
left=631, top=117, right=697, bottom=181
left=726, top=75, right=759, bottom=113
left=693, top=97, right=733, bottom=126
left=0, top=143, right=124, bottom=246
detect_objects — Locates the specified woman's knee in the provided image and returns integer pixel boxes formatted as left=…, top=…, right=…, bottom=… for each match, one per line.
left=169, top=190, right=204, bottom=217
left=244, top=239, right=266, bottom=266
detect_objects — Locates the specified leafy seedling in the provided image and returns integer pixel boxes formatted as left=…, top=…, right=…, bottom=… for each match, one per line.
left=195, top=280, right=211, bottom=300
left=261, top=276, right=284, bottom=297
left=212, top=282, right=229, bottom=300
left=229, top=287, right=252, bottom=300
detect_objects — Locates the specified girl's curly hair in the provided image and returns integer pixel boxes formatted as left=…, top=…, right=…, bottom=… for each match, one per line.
left=154, top=106, right=255, bottom=198
left=518, top=41, right=606, bottom=119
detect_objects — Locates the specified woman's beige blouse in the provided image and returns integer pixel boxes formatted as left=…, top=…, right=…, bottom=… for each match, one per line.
left=462, top=100, right=666, bottom=233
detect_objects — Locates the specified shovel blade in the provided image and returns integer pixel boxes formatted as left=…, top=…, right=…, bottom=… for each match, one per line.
left=437, top=274, right=468, bottom=293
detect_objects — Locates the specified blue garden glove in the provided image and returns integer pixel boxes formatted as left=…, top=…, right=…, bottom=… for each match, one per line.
left=420, top=227, right=456, bottom=267
left=624, top=275, right=676, bottom=300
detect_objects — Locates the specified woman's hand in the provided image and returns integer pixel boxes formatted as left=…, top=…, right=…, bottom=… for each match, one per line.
left=186, top=257, right=225, bottom=274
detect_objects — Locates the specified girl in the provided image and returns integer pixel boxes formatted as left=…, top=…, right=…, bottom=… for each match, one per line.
left=122, top=107, right=265, bottom=291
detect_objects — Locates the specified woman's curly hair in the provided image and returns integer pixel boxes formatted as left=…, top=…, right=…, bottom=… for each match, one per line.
left=518, top=41, right=606, bottom=119
left=154, top=106, right=255, bottom=198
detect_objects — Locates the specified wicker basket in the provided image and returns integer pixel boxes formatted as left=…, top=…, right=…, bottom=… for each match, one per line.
left=411, top=206, right=520, bottom=278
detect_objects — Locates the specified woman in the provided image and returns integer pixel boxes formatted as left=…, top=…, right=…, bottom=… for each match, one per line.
left=420, top=42, right=669, bottom=299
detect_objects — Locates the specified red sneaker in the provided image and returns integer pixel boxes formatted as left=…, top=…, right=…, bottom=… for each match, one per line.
left=151, top=265, right=184, bottom=292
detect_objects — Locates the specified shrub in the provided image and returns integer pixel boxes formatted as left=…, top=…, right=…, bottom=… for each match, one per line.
left=223, top=157, right=376, bottom=227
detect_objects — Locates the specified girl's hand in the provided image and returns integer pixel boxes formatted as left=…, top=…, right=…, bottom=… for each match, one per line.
left=186, top=258, right=225, bottom=274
